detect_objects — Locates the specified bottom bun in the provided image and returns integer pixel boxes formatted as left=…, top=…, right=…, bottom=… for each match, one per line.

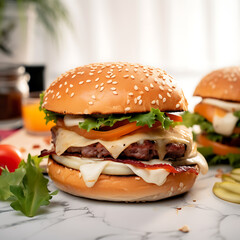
left=48, top=157, right=199, bottom=202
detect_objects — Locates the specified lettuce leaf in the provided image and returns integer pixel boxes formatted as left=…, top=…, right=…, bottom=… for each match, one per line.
left=39, top=92, right=61, bottom=124
left=198, top=146, right=240, bottom=168
left=234, top=111, right=240, bottom=127
left=0, top=155, right=57, bottom=217
left=79, top=108, right=174, bottom=132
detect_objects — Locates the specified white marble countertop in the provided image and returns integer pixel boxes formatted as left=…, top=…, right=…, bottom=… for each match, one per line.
left=1, top=165, right=240, bottom=240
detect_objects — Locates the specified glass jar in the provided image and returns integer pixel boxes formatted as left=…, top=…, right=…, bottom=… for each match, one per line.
left=0, top=63, right=30, bottom=129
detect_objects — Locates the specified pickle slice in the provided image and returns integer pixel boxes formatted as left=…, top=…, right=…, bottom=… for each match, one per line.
left=230, top=173, right=240, bottom=182
left=213, top=183, right=240, bottom=204
left=231, top=168, right=240, bottom=175
left=222, top=174, right=236, bottom=183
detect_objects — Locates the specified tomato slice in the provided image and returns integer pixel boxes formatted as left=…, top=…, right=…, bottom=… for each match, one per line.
left=166, top=113, right=182, bottom=122
left=197, top=134, right=240, bottom=155
left=0, top=144, right=22, bottom=175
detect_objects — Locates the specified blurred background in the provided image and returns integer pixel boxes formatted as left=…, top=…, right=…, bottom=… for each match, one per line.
left=1, top=0, right=240, bottom=132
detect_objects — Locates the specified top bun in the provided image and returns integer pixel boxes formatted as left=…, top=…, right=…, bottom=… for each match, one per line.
left=194, top=66, right=240, bottom=102
left=42, top=62, right=188, bottom=115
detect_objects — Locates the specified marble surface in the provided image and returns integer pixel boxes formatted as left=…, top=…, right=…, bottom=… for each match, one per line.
left=1, top=165, right=240, bottom=240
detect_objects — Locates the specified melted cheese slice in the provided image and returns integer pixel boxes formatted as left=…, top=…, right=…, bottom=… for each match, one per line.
left=55, top=125, right=194, bottom=160
left=202, top=98, right=239, bottom=136
left=52, top=152, right=208, bottom=187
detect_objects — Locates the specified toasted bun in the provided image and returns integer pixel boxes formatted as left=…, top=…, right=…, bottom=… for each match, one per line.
left=42, top=62, right=188, bottom=114
left=47, top=157, right=198, bottom=202
left=194, top=66, right=240, bottom=102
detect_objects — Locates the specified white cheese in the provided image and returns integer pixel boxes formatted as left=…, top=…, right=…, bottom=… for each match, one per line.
left=201, top=98, right=239, bottom=136
left=55, top=125, right=194, bottom=160
left=202, top=98, right=240, bottom=112
left=64, top=115, right=85, bottom=127
left=52, top=152, right=208, bottom=188
left=213, top=113, right=238, bottom=136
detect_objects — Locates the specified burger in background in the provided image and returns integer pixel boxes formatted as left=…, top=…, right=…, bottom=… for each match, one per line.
left=40, top=62, right=208, bottom=202
left=182, top=66, right=240, bottom=168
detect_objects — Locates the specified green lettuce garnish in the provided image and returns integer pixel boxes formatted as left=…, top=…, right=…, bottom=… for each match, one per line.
left=39, top=92, right=61, bottom=124
left=0, top=155, right=58, bottom=217
left=79, top=108, right=174, bottom=132
left=198, top=146, right=240, bottom=168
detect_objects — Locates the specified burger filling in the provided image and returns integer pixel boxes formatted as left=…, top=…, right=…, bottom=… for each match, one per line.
left=182, top=98, right=240, bottom=166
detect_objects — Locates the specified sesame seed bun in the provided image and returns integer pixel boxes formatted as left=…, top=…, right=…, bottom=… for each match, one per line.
left=42, top=62, right=188, bottom=114
left=194, top=66, right=240, bottom=102
left=47, top=157, right=198, bottom=202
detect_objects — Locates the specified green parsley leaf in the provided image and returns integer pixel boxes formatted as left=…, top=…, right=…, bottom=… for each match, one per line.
left=79, top=108, right=174, bottom=132
left=39, top=92, right=61, bottom=124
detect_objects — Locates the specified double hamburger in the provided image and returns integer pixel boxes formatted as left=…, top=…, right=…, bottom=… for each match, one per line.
left=40, top=62, right=208, bottom=202
left=182, top=66, right=240, bottom=166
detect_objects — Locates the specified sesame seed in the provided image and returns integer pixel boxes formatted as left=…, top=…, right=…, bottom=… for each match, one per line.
left=95, top=84, right=99, bottom=89
left=106, top=75, right=110, bottom=78
left=92, top=95, right=96, bottom=99
left=89, top=73, right=94, bottom=76
left=154, top=78, right=158, bottom=83
left=111, top=75, right=116, bottom=78
left=176, top=104, right=180, bottom=108
left=111, top=87, right=116, bottom=90
left=134, top=85, right=138, bottom=90
left=88, top=101, right=93, bottom=105
left=95, top=78, right=99, bottom=81
left=86, top=80, right=91, bottom=83
left=137, top=95, right=141, bottom=100
left=59, top=84, right=62, bottom=88
left=100, top=87, right=104, bottom=92
left=127, top=99, right=130, bottom=104
left=125, top=68, right=129, bottom=72
left=134, top=68, right=138, bottom=72
left=64, top=81, right=67, bottom=85
left=144, top=86, right=149, bottom=92
left=134, top=98, right=137, bottom=104
left=100, top=83, right=104, bottom=87
left=150, top=83, right=154, bottom=88
left=57, top=95, right=61, bottom=99
left=162, top=81, right=166, bottom=86
left=79, top=81, right=84, bottom=85
left=145, top=73, right=149, bottom=77
left=158, top=94, right=162, bottom=99
left=167, top=92, right=171, bottom=97
left=156, top=100, right=159, bottom=105
left=151, top=100, right=156, bottom=104
left=56, top=92, right=60, bottom=96
left=66, top=88, right=69, bottom=93
left=125, top=107, right=131, bottom=111
left=112, top=81, right=118, bottom=84
left=128, top=92, right=133, bottom=96
left=70, top=84, right=73, bottom=88
left=98, top=70, right=102, bottom=74
left=159, top=86, right=164, bottom=90
left=70, top=93, right=75, bottom=97
left=113, top=91, right=118, bottom=95
left=131, top=75, right=135, bottom=79
left=168, top=88, right=173, bottom=92
left=123, top=75, right=129, bottom=78
left=139, top=99, right=143, bottom=105
left=72, top=74, right=76, bottom=78
left=163, top=98, right=166, bottom=103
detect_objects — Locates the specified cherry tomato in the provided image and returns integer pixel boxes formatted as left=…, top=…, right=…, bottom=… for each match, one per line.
left=0, top=144, right=22, bottom=175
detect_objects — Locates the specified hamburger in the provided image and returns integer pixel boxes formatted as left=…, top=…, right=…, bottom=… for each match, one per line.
left=40, top=62, right=208, bottom=202
left=182, top=66, right=240, bottom=167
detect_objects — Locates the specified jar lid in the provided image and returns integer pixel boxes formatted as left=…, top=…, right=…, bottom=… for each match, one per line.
left=0, top=63, right=26, bottom=80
